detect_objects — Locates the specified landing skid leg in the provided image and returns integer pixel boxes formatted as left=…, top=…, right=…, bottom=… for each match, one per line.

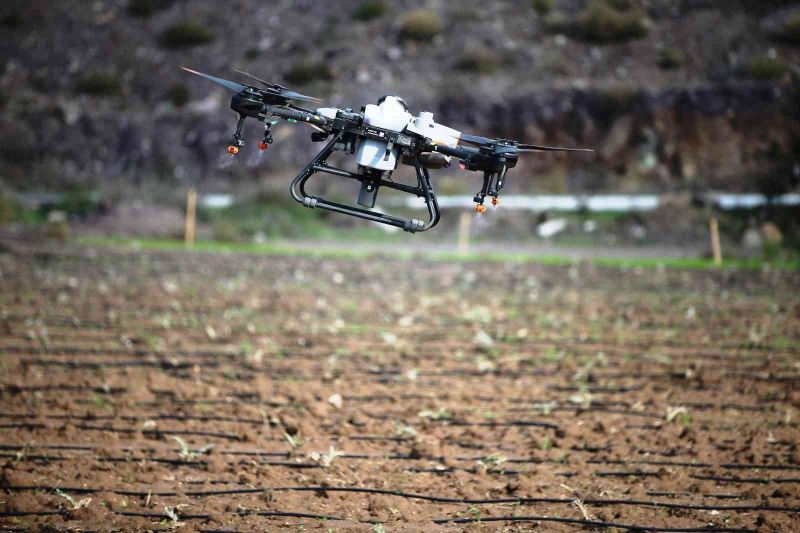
left=289, top=139, right=440, bottom=233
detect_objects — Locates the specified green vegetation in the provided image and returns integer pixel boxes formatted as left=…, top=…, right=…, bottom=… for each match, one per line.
left=0, top=194, right=38, bottom=225
left=244, top=47, right=261, bottom=60
left=398, top=9, right=443, bottom=42
left=658, top=48, right=684, bottom=70
left=594, top=86, right=639, bottom=126
left=199, top=195, right=336, bottom=242
left=127, top=0, right=173, bottom=18
left=575, top=0, right=649, bottom=43
left=2, top=12, right=23, bottom=28
left=774, top=13, right=800, bottom=45
left=284, top=59, right=334, bottom=86
left=746, top=55, right=788, bottom=81
left=455, top=45, right=503, bottom=74
left=165, top=83, right=190, bottom=107
left=159, top=22, right=215, bottom=49
left=532, top=0, right=555, bottom=16
left=75, top=72, right=121, bottom=96
left=353, top=0, right=389, bottom=21
left=78, top=236, right=800, bottom=272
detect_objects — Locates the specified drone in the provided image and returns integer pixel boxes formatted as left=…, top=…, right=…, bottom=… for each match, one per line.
left=183, top=67, right=592, bottom=233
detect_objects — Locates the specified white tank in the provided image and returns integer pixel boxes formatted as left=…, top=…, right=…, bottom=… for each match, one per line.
left=355, top=96, right=412, bottom=171
left=405, top=111, right=461, bottom=148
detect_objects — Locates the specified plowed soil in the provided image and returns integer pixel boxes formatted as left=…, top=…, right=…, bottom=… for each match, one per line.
left=1, top=245, right=799, bottom=531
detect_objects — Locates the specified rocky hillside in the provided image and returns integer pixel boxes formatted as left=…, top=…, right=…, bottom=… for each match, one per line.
left=1, top=0, right=799, bottom=196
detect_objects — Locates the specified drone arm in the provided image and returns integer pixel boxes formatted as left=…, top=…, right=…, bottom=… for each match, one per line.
left=426, top=141, right=481, bottom=159
left=268, top=106, right=331, bottom=130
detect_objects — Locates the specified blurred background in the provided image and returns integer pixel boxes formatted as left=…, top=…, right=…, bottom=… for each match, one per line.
left=1, top=0, right=799, bottom=263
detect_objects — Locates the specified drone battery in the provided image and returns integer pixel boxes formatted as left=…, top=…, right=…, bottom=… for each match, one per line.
left=357, top=180, right=380, bottom=208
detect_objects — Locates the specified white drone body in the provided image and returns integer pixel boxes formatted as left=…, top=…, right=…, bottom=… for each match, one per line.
left=316, top=96, right=460, bottom=172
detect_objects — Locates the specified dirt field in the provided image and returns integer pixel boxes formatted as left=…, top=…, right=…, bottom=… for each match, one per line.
left=1, top=244, right=799, bottom=531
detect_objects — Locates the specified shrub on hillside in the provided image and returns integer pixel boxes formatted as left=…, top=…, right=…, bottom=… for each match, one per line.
left=575, top=0, right=648, bottom=43
left=532, top=0, right=554, bottom=15
left=284, top=59, right=334, bottom=86
left=746, top=55, right=788, bottom=81
left=353, top=0, right=388, bottom=21
left=127, top=0, right=172, bottom=18
left=399, top=9, right=443, bottom=42
left=166, top=83, right=190, bottom=107
left=76, top=72, right=121, bottom=96
left=773, top=13, right=800, bottom=45
left=455, top=46, right=503, bottom=74
left=159, top=22, right=215, bottom=49
left=658, top=48, right=684, bottom=70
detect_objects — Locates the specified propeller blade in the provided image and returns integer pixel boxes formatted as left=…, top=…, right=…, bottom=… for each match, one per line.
left=447, top=131, right=593, bottom=153
left=515, top=144, right=594, bottom=153
left=233, top=69, right=276, bottom=88
left=234, top=69, right=322, bottom=103
left=181, top=67, right=246, bottom=93
left=458, top=132, right=495, bottom=146
left=279, top=90, right=323, bottom=103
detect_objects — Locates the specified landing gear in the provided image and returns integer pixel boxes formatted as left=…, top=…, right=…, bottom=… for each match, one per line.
left=289, top=133, right=441, bottom=233
left=473, top=167, right=507, bottom=213
left=228, top=113, right=246, bottom=154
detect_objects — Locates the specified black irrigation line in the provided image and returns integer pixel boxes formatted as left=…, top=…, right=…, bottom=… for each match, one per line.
left=506, top=405, right=665, bottom=419
left=361, top=412, right=561, bottom=430
left=18, top=358, right=220, bottom=370
left=6, top=315, right=796, bottom=360
left=431, top=515, right=756, bottom=531
left=4, top=438, right=789, bottom=473
left=594, top=471, right=664, bottom=478
left=7, top=443, right=794, bottom=476
left=591, top=459, right=800, bottom=472
left=691, top=474, right=800, bottom=484
left=728, top=372, right=800, bottom=383
left=546, top=384, right=644, bottom=393
left=0, top=412, right=266, bottom=426
left=0, top=453, right=206, bottom=467
left=0, top=422, right=241, bottom=441
left=342, top=393, right=777, bottom=417
left=647, top=491, right=745, bottom=500
left=5, top=485, right=800, bottom=517
left=0, top=385, right=127, bottom=394
left=0, top=344, right=239, bottom=359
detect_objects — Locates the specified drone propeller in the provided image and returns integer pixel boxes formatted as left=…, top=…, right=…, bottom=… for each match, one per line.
left=499, top=143, right=594, bottom=154
left=181, top=67, right=247, bottom=93
left=182, top=67, right=322, bottom=103
left=233, top=69, right=322, bottom=103
left=458, top=132, right=592, bottom=153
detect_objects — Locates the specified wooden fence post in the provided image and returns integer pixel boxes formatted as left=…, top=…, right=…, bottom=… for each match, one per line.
left=185, top=187, right=197, bottom=245
left=709, top=217, right=722, bottom=266
left=457, top=211, right=471, bottom=255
